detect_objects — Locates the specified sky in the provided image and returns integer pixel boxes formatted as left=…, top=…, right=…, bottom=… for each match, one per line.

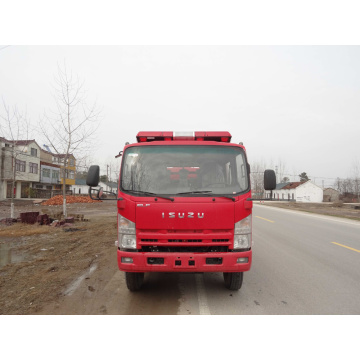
left=1, top=45, right=359, bottom=187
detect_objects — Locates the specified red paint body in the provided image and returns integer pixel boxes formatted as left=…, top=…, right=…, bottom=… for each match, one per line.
left=117, top=132, right=253, bottom=274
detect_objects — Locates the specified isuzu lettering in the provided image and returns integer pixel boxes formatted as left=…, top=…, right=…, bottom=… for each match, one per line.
left=87, top=131, right=276, bottom=291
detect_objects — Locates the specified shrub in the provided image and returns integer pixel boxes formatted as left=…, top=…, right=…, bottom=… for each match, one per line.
left=333, top=200, right=344, bottom=207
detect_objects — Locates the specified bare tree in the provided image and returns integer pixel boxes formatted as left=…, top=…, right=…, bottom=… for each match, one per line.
left=39, top=63, right=101, bottom=217
left=334, top=177, right=342, bottom=192
left=352, top=158, right=360, bottom=202
left=0, top=99, right=31, bottom=218
left=250, top=160, right=267, bottom=198
left=277, top=159, right=287, bottom=184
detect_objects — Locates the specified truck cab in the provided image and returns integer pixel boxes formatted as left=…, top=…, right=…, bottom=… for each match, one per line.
left=87, top=131, right=275, bottom=291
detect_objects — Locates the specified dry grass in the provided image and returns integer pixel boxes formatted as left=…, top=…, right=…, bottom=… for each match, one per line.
left=0, top=223, right=54, bottom=237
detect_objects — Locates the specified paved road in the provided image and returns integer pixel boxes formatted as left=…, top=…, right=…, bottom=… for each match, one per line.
left=41, top=204, right=360, bottom=315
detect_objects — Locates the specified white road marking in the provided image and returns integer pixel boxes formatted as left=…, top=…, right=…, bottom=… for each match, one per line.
left=254, top=204, right=360, bottom=226
left=63, top=264, right=98, bottom=296
left=195, top=274, right=211, bottom=315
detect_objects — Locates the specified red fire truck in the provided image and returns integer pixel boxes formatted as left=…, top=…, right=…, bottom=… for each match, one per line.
left=87, top=131, right=276, bottom=291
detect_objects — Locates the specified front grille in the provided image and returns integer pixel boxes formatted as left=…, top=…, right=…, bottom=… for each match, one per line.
left=168, top=239, right=202, bottom=243
left=141, top=245, right=229, bottom=253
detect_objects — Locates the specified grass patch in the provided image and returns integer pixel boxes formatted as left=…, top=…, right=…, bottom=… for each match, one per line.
left=0, top=223, right=54, bottom=237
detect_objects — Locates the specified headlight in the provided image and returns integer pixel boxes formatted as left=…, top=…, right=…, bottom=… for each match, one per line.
left=118, top=214, right=136, bottom=249
left=234, top=215, right=252, bottom=249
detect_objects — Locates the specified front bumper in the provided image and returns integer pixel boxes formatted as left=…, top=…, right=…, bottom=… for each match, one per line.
left=117, top=249, right=252, bottom=273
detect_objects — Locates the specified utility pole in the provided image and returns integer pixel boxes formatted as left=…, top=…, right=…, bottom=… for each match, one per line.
left=110, top=164, right=112, bottom=192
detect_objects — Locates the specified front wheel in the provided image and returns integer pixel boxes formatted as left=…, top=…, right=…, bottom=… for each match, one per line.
left=125, top=272, right=144, bottom=291
left=223, top=272, right=243, bottom=290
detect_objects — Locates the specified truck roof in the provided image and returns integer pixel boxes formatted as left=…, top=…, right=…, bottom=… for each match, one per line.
left=136, top=131, right=232, bottom=143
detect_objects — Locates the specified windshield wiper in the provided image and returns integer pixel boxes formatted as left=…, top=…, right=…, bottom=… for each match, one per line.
left=175, top=191, right=236, bottom=202
left=125, top=190, right=174, bottom=202
left=176, top=191, right=213, bottom=195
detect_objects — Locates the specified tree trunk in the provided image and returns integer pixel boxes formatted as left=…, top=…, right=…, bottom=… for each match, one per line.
left=62, top=159, right=67, bottom=218
left=10, top=154, right=16, bottom=219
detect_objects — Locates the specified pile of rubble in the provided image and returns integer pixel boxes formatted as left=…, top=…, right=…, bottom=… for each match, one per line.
left=0, top=211, right=88, bottom=227
left=42, top=195, right=100, bottom=206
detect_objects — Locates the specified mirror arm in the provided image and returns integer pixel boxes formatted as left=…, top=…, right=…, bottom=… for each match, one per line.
left=246, top=198, right=273, bottom=201
left=88, top=187, right=120, bottom=201
left=88, top=187, right=100, bottom=201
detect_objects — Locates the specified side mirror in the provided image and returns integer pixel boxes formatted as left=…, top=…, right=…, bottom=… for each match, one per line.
left=264, top=169, right=276, bottom=190
left=86, top=165, right=100, bottom=187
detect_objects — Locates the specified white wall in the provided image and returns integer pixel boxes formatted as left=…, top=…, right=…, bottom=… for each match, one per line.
left=296, top=181, right=323, bottom=202
left=265, top=181, right=323, bottom=202
left=72, top=182, right=117, bottom=195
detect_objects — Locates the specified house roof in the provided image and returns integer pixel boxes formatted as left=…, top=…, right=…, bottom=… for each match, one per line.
left=275, top=182, right=290, bottom=190
left=53, top=153, right=75, bottom=159
left=1, top=138, right=41, bottom=148
left=103, top=181, right=118, bottom=188
left=282, top=181, right=305, bottom=190
left=75, top=179, right=87, bottom=186
left=324, top=188, right=339, bottom=193
left=40, top=148, right=54, bottom=156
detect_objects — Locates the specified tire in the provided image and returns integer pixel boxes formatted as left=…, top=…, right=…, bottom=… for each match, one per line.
left=125, top=272, right=144, bottom=291
left=223, top=272, right=243, bottom=290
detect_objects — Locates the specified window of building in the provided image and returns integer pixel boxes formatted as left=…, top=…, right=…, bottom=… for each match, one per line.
left=69, top=170, right=74, bottom=179
left=35, top=184, right=43, bottom=189
left=15, top=159, right=26, bottom=172
left=31, top=148, right=38, bottom=157
left=69, top=158, right=74, bottom=166
left=52, top=170, right=59, bottom=179
left=42, top=168, right=50, bottom=178
left=29, top=162, right=38, bottom=174
left=292, top=193, right=294, bottom=200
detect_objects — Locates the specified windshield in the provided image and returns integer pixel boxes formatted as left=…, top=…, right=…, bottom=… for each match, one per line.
left=120, top=145, right=249, bottom=196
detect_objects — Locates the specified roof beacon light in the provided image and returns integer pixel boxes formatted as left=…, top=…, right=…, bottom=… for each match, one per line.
left=173, top=131, right=195, bottom=140
left=136, top=131, right=232, bottom=143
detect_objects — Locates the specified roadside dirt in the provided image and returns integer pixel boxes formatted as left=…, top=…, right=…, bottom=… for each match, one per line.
left=0, top=199, right=117, bottom=315
left=261, top=201, right=360, bottom=221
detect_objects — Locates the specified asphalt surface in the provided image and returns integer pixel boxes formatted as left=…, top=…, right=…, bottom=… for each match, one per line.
left=40, top=204, right=360, bottom=315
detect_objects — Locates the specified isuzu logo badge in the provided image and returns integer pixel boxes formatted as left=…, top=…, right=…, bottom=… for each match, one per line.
left=162, top=212, right=204, bottom=219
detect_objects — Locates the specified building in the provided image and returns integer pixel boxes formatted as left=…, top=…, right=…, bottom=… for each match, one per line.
left=0, top=138, right=41, bottom=199
left=30, top=148, right=63, bottom=197
left=51, top=153, right=76, bottom=193
left=72, top=179, right=118, bottom=196
left=266, top=180, right=323, bottom=202
left=323, top=188, right=340, bottom=202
